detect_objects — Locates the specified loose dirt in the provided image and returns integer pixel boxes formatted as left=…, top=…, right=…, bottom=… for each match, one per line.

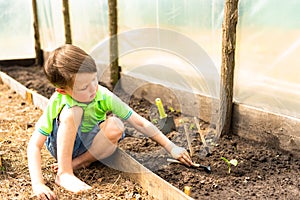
left=1, top=65, right=299, bottom=199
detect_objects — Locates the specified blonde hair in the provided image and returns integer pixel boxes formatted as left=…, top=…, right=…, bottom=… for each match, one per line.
left=44, top=44, right=97, bottom=88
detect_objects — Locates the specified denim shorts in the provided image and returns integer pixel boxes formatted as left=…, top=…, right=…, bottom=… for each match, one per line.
left=45, top=118, right=102, bottom=160
left=45, top=118, right=126, bottom=160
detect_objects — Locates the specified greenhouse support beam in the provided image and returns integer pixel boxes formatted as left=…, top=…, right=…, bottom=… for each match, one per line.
left=108, top=0, right=119, bottom=90
left=217, top=0, right=239, bottom=137
left=62, top=0, right=72, bottom=44
left=32, top=0, right=42, bottom=65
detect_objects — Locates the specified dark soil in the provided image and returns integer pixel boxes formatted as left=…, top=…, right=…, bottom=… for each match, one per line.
left=1, top=65, right=300, bottom=199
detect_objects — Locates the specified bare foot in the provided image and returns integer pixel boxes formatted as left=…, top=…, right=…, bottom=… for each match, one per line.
left=50, top=159, right=92, bottom=173
left=55, top=173, right=92, bottom=193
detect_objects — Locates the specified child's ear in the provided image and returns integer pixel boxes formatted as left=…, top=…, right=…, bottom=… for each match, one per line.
left=56, top=88, right=67, bottom=95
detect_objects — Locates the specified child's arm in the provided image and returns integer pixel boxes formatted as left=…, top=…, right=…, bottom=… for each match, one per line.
left=126, top=111, right=193, bottom=166
left=27, top=131, right=57, bottom=200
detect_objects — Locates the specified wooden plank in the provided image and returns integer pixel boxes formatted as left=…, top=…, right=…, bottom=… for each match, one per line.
left=0, top=72, right=49, bottom=110
left=232, top=103, right=300, bottom=157
left=217, top=0, right=239, bottom=137
left=31, top=91, right=49, bottom=110
left=0, top=72, right=28, bottom=99
left=62, top=0, right=72, bottom=44
left=32, top=0, right=43, bottom=65
left=102, top=148, right=194, bottom=200
left=108, top=0, right=120, bottom=90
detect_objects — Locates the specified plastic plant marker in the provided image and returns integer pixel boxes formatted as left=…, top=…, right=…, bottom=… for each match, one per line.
left=155, top=98, right=176, bottom=134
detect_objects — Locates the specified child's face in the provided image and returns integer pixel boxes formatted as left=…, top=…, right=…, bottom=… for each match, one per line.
left=65, top=72, right=98, bottom=103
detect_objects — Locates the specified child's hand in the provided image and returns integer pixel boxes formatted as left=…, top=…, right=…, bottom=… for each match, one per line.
left=170, top=146, right=193, bottom=166
left=32, top=183, right=57, bottom=200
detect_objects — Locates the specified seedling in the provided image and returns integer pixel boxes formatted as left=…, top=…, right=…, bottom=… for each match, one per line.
left=168, top=106, right=175, bottom=112
left=221, top=157, right=238, bottom=173
left=189, top=123, right=195, bottom=130
left=152, top=118, right=158, bottom=124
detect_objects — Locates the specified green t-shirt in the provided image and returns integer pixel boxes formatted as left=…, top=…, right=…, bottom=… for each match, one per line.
left=36, top=85, right=133, bottom=135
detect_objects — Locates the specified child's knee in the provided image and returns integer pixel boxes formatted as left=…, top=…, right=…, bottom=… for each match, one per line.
left=102, top=117, right=124, bottom=141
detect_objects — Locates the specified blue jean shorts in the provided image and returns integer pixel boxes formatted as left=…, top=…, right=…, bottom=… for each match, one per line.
left=45, top=118, right=126, bottom=160
left=45, top=118, right=102, bottom=160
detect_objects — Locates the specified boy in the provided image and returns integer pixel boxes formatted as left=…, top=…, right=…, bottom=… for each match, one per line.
left=27, top=44, right=192, bottom=200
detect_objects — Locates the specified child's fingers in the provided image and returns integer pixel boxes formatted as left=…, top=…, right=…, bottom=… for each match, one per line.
left=181, top=152, right=193, bottom=166
left=33, top=183, right=57, bottom=200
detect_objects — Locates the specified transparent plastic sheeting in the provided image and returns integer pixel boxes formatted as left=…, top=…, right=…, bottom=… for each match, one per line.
left=117, top=0, right=225, bottom=98
left=235, top=0, right=300, bottom=119
left=0, top=0, right=35, bottom=59
left=1, top=0, right=300, bottom=119
left=116, top=0, right=300, bottom=119
left=36, top=0, right=109, bottom=53
left=69, top=0, right=109, bottom=52
left=36, top=0, right=65, bottom=52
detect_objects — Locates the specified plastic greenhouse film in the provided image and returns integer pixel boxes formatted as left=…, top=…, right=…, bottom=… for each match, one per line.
left=235, top=0, right=300, bottom=119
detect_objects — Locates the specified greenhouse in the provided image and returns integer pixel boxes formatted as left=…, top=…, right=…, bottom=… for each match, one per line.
left=0, top=0, right=299, bottom=199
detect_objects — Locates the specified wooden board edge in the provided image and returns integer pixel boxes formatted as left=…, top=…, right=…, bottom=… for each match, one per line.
left=0, top=71, right=28, bottom=99
left=232, top=103, right=300, bottom=156
left=101, top=148, right=194, bottom=200
left=0, top=71, right=49, bottom=109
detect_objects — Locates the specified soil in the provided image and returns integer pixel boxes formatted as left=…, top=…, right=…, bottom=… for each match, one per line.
left=1, top=65, right=300, bottom=200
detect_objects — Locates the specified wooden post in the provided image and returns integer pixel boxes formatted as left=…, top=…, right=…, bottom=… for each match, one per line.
left=108, top=0, right=119, bottom=90
left=32, top=0, right=42, bottom=65
left=62, top=0, right=72, bottom=44
left=216, top=0, right=239, bottom=137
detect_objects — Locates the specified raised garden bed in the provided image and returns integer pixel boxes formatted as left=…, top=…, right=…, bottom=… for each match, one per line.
left=1, top=65, right=300, bottom=199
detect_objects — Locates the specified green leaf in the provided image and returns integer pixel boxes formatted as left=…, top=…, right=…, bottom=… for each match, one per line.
left=230, top=159, right=238, bottom=166
left=189, top=123, right=195, bottom=130
left=168, top=106, right=175, bottom=112
left=221, top=157, right=229, bottom=163
left=152, top=118, right=158, bottom=124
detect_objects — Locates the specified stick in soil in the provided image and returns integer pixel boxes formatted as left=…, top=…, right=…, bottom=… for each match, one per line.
left=0, top=151, right=5, bottom=167
left=110, top=174, right=121, bottom=189
left=183, top=124, right=194, bottom=157
left=194, top=117, right=207, bottom=147
left=194, top=117, right=212, bottom=156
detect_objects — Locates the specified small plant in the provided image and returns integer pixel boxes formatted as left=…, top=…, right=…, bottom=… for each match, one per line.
left=152, top=118, right=158, bottom=124
left=189, top=123, right=195, bottom=130
left=221, top=157, right=238, bottom=173
left=168, top=106, right=175, bottom=112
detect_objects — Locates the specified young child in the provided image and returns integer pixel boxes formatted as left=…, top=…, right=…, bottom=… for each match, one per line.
left=27, top=44, right=192, bottom=200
